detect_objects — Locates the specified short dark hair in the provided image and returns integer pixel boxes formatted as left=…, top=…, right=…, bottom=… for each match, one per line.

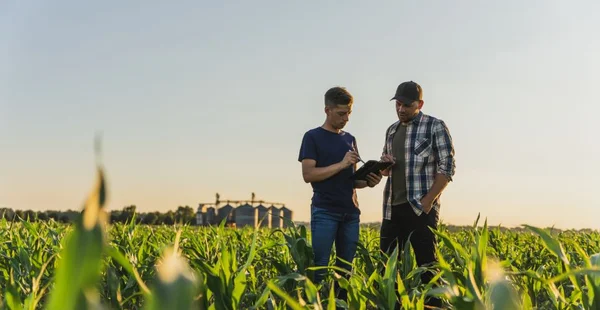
left=324, top=86, right=353, bottom=107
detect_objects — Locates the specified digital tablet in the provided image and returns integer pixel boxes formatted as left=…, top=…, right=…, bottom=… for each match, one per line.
left=351, top=160, right=393, bottom=181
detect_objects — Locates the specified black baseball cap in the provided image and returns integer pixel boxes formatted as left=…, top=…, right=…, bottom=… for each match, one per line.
left=390, top=81, right=423, bottom=103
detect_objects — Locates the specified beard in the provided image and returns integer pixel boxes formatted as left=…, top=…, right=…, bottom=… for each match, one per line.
left=399, top=111, right=416, bottom=122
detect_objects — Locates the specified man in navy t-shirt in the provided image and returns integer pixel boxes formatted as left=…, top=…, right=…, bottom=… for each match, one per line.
left=298, top=86, right=383, bottom=294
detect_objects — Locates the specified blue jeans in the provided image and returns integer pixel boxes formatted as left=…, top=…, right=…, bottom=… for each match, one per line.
left=310, top=206, right=360, bottom=284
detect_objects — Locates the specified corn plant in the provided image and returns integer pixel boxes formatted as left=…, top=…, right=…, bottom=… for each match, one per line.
left=1, top=155, right=600, bottom=309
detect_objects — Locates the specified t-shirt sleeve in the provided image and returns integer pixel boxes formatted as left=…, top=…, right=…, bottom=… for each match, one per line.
left=298, top=132, right=318, bottom=162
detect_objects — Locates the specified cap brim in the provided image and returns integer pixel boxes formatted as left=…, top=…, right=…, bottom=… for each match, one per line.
left=390, top=95, right=413, bottom=103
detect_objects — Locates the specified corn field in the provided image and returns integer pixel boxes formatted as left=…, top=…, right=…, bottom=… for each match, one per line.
left=2, top=166, right=600, bottom=310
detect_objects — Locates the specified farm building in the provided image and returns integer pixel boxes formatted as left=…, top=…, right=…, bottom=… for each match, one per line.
left=269, top=205, right=282, bottom=228
left=255, top=204, right=269, bottom=228
left=195, top=194, right=292, bottom=228
left=217, top=204, right=234, bottom=224
left=205, top=207, right=216, bottom=225
left=235, top=203, right=257, bottom=228
left=281, top=206, right=293, bottom=228
left=195, top=205, right=205, bottom=225
left=195, top=205, right=216, bottom=226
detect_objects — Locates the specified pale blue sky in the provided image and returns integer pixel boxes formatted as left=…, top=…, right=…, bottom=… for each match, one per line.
left=1, top=1, right=599, bottom=229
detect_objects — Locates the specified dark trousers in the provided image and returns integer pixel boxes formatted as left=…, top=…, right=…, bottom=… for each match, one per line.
left=380, top=202, right=441, bottom=308
left=311, top=206, right=360, bottom=301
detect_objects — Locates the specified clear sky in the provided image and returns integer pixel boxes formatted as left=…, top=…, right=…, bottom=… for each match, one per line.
left=1, top=1, right=599, bottom=229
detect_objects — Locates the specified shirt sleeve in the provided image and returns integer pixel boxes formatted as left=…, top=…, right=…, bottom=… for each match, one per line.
left=432, top=119, right=456, bottom=181
left=298, top=131, right=318, bottom=162
left=382, top=125, right=391, bottom=156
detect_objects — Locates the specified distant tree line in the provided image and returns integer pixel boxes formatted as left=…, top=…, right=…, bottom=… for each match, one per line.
left=1, top=207, right=595, bottom=233
left=297, top=221, right=595, bottom=233
left=0, top=205, right=197, bottom=225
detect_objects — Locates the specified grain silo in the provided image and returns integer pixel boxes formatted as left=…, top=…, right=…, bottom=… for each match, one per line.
left=235, top=203, right=257, bottom=228
left=255, top=204, right=269, bottom=228
left=196, top=204, right=205, bottom=225
left=217, top=204, right=234, bottom=225
left=269, top=205, right=282, bottom=228
left=205, top=207, right=216, bottom=225
left=280, top=206, right=293, bottom=228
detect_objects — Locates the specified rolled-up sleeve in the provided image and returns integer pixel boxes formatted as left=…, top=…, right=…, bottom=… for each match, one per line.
left=433, top=119, right=456, bottom=181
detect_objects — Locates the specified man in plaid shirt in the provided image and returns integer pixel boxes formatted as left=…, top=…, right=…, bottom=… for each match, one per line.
left=379, top=81, right=456, bottom=307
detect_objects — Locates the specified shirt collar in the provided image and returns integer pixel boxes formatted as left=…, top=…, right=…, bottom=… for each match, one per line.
left=388, top=111, right=424, bottom=136
left=408, top=111, right=424, bottom=125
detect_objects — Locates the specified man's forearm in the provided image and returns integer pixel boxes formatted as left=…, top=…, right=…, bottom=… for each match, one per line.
left=354, top=180, right=368, bottom=188
left=380, top=167, right=391, bottom=177
left=303, top=162, right=346, bottom=183
left=424, top=173, right=449, bottom=202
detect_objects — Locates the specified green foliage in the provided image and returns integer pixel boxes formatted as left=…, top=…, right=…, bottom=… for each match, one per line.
left=1, top=157, right=600, bottom=309
left=3, top=210, right=600, bottom=309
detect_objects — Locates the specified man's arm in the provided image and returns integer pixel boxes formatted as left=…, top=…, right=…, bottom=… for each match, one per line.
left=354, top=172, right=383, bottom=188
left=299, top=130, right=359, bottom=183
left=380, top=155, right=395, bottom=177
left=421, top=173, right=449, bottom=206
left=354, top=180, right=368, bottom=188
left=301, top=149, right=358, bottom=183
left=421, top=120, right=455, bottom=213
left=302, top=159, right=347, bottom=183
left=432, top=119, right=456, bottom=182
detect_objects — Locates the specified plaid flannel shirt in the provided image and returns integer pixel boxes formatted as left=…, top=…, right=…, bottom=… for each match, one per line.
left=382, top=111, right=456, bottom=220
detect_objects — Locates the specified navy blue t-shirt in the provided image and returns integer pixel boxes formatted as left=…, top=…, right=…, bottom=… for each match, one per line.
left=298, top=127, right=360, bottom=214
